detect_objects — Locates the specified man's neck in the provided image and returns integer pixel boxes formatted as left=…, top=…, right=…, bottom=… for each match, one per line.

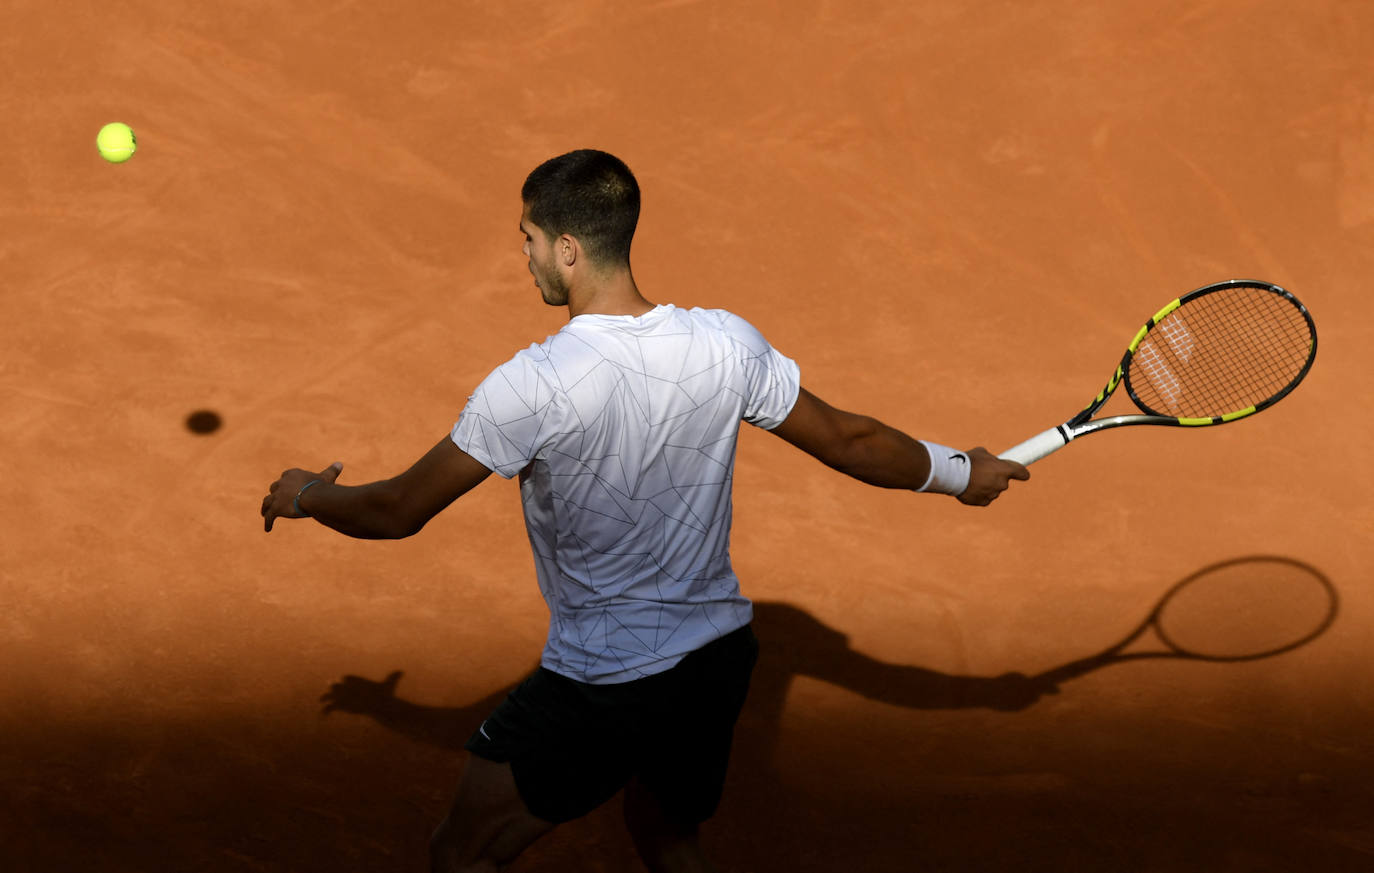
left=566, top=270, right=654, bottom=319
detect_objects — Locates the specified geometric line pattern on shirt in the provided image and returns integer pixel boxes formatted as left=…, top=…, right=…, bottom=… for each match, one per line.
left=451, top=305, right=799, bottom=683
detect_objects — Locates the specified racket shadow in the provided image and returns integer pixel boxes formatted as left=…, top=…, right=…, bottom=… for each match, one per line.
left=1033, top=555, right=1339, bottom=686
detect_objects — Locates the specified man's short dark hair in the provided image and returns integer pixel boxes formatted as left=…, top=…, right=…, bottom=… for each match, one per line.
left=522, top=150, right=640, bottom=266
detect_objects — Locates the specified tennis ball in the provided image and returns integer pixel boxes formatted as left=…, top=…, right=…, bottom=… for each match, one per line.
left=96, top=122, right=137, bottom=163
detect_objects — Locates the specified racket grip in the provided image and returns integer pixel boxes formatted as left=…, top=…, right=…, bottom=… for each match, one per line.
left=999, top=427, right=1068, bottom=466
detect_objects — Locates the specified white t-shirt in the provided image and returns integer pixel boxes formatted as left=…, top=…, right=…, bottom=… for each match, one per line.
left=451, top=304, right=801, bottom=684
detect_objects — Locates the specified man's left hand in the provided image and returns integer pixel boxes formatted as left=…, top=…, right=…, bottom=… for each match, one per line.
left=262, top=462, right=343, bottom=532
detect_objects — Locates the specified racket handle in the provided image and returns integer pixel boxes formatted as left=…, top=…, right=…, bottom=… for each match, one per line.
left=999, top=427, right=1068, bottom=466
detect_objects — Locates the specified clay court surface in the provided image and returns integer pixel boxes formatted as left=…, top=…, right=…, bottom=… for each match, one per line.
left=4, top=1, right=1374, bottom=870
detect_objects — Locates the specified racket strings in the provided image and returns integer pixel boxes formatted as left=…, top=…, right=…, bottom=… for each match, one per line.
left=1127, top=287, right=1313, bottom=418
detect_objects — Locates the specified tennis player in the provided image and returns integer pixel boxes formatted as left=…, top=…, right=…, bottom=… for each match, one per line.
left=262, top=149, right=1028, bottom=873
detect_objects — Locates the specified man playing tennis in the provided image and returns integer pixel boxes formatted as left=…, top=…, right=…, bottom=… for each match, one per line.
left=262, top=150, right=1029, bottom=873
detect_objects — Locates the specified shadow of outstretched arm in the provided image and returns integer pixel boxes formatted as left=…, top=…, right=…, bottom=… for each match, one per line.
left=824, top=658, right=1059, bottom=712
left=320, top=670, right=520, bottom=751
left=751, top=602, right=1059, bottom=715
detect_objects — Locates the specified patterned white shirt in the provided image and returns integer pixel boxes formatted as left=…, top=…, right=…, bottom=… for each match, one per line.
left=451, top=304, right=800, bottom=683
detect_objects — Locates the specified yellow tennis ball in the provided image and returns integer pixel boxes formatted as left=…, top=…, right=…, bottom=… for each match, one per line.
left=96, top=122, right=137, bottom=163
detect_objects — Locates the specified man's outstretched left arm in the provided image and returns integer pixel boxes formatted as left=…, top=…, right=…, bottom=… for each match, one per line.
left=262, top=437, right=493, bottom=538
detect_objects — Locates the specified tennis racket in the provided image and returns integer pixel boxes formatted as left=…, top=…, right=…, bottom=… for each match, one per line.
left=1034, top=556, right=1337, bottom=685
left=1000, top=279, right=1317, bottom=465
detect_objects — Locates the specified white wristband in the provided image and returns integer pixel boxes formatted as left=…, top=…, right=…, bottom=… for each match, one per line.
left=917, top=441, right=971, bottom=496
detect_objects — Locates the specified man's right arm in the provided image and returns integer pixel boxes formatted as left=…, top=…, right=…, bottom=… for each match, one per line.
left=767, top=387, right=1028, bottom=506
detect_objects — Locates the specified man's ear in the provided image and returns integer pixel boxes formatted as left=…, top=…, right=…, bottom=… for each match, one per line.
left=558, top=234, right=578, bottom=267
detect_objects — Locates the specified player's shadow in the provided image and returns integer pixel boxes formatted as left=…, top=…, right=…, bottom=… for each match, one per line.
left=319, top=556, right=1340, bottom=762
left=318, top=560, right=1340, bottom=870
left=317, top=600, right=1057, bottom=757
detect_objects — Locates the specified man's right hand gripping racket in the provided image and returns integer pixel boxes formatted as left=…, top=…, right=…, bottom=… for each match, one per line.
left=1001, top=279, right=1318, bottom=465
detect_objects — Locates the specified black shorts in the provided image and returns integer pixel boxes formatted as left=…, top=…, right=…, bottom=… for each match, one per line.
left=465, top=624, right=758, bottom=825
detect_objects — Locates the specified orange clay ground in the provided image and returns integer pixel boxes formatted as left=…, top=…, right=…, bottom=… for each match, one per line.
left=3, top=2, right=1373, bottom=871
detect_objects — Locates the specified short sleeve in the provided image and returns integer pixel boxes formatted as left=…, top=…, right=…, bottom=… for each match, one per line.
left=713, top=310, right=801, bottom=430
left=451, top=347, right=564, bottom=479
